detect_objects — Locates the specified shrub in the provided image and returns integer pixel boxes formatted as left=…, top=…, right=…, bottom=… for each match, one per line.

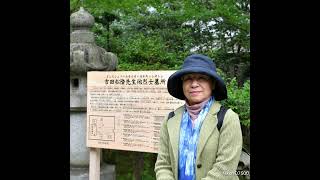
left=221, top=77, right=250, bottom=127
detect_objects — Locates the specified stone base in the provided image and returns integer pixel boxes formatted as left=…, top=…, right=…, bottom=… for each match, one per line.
left=70, top=163, right=115, bottom=180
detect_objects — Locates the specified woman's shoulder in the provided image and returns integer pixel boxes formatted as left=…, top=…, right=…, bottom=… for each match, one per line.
left=213, top=101, right=238, bottom=117
left=170, top=105, right=185, bottom=116
left=225, top=108, right=238, bottom=117
left=164, top=105, right=185, bottom=121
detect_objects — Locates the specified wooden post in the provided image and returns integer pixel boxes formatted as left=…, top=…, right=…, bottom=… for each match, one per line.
left=133, top=152, right=144, bottom=180
left=89, top=148, right=101, bottom=180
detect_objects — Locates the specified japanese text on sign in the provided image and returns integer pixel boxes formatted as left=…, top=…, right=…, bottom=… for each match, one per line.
left=87, top=71, right=184, bottom=153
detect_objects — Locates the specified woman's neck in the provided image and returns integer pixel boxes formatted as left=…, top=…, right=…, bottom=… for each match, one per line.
left=185, top=97, right=211, bottom=122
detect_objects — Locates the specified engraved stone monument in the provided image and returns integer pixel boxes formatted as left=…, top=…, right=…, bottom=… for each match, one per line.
left=70, top=7, right=118, bottom=180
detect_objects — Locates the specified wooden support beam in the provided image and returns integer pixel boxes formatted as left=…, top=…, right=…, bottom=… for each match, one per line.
left=89, top=148, right=101, bottom=180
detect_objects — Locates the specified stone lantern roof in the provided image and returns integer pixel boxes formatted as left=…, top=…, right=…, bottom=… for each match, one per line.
left=70, top=7, right=118, bottom=76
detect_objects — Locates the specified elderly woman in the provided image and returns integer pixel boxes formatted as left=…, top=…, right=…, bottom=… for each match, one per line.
left=155, top=54, right=242, bottom=180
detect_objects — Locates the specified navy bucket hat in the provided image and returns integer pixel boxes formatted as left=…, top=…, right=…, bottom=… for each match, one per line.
left=167, top=54, right=227, bottom=101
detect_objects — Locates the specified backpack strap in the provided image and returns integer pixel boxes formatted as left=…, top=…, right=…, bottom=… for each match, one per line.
left=217, top=106, right=228, bottom=131
left=167, top=111, right=175, bottom=120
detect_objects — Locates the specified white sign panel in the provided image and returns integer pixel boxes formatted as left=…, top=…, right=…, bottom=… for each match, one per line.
left=87, top=71, right=184, bottom=153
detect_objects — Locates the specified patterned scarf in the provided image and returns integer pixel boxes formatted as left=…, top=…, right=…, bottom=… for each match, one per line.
left=178, top=96, right=214, bottom=180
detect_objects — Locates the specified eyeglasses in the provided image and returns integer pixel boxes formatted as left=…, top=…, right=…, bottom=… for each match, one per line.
left=181, top=74, right=211, bottom=83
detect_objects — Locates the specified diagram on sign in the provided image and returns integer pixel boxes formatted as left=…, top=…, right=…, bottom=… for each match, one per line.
left=89, top=115, right=115, bottom=141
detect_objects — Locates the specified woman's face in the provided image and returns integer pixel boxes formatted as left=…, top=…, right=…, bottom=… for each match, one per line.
left=182, top=73, right=214, bottom=105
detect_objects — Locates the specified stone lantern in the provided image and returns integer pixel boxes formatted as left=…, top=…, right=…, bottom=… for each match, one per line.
left=70, top=7, right=117, bottom=180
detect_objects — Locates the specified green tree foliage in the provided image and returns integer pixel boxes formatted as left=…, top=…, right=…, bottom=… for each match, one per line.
left=222, top=78, right=250, bottom=127
left=71, top=0, right=250, bottom=78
